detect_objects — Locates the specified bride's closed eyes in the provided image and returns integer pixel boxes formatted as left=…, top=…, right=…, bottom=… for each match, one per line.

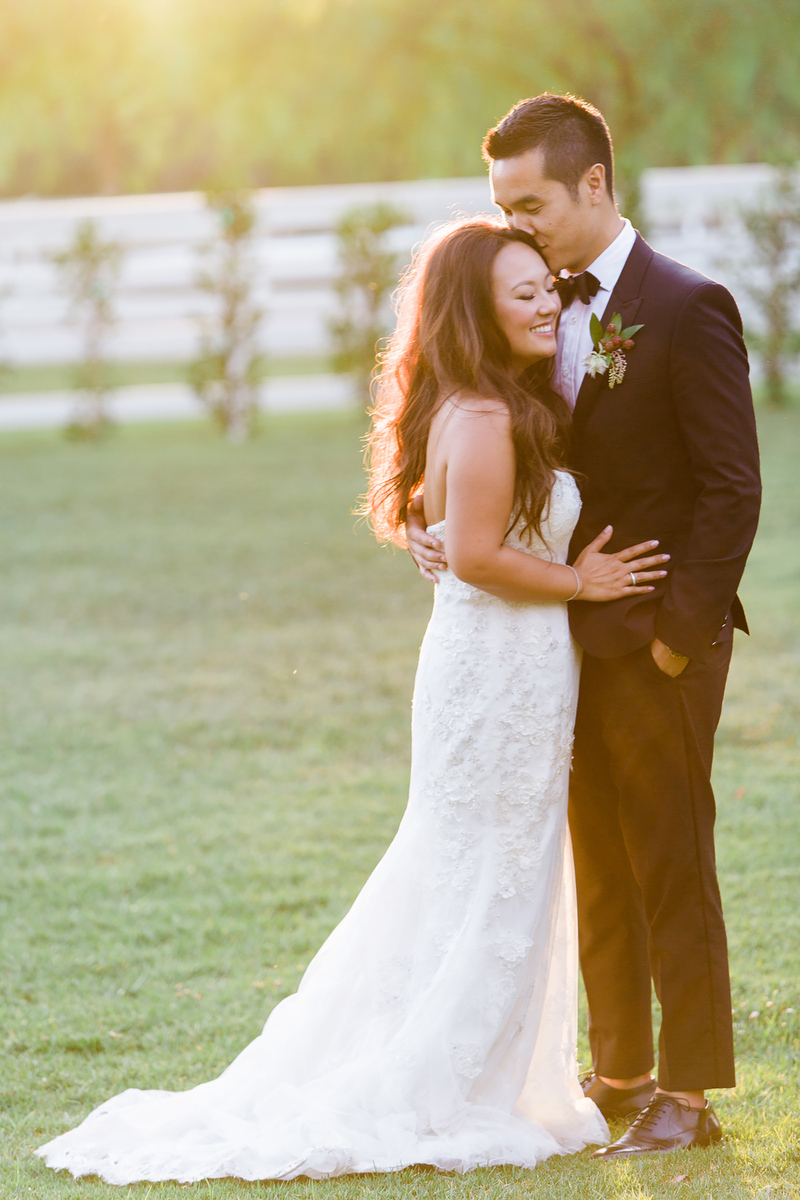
left=515, top=285, right=558, bottom=301
left=492, top=242, right=561, bottom=369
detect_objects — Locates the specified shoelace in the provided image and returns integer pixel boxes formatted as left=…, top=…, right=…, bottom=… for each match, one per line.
left=630, top=1095, right=686, bottom=1132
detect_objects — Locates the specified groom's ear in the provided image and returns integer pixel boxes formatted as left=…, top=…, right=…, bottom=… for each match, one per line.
left=584, top=163, right=609, bottom=206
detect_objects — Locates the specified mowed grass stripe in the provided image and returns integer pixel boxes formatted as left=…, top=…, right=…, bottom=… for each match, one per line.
left=0, top=407, right=798, bottom=1198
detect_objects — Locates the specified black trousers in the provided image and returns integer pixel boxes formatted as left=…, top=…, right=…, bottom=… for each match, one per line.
left=569, top=626, right=736, bottom=1092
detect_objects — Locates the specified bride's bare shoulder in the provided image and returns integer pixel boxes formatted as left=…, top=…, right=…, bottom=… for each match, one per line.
left=433, top=391, right=510, bottom=430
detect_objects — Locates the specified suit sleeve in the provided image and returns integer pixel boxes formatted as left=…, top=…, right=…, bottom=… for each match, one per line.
left=655, top=281, right=762, bottom=662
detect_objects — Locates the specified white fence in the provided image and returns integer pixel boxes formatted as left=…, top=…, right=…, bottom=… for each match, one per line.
left=0, top=179, right=492, bottom=367
left=0, top=164, right=790, bottom=371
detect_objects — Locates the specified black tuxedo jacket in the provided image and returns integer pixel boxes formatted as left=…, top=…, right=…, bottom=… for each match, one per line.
left=567, top=234, right=762, bottom=663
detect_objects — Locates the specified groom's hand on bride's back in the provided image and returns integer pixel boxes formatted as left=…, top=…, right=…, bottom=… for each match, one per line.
left=406, top=494, right=447, bottom=583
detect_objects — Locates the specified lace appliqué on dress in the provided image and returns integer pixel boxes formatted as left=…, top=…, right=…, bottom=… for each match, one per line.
left=36, top=470, right=607, bottom=1184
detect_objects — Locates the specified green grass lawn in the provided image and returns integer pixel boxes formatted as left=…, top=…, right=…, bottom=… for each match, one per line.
left=0, top=358, right=331, bottom=395
left=0, top=408, right=798, bottom=1199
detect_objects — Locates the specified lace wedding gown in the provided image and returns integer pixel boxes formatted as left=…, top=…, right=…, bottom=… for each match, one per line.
left=38, top=470, right=607, bottom=1184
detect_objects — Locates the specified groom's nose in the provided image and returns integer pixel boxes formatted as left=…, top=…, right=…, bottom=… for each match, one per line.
left=507, top=213, right=537, bottom=235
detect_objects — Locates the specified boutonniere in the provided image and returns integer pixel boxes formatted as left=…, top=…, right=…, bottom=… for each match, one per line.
left=582, top=313, right=644, bottom=388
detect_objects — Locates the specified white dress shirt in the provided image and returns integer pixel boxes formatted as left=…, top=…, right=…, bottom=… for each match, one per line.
left=555, top=218, right=637, bottom=410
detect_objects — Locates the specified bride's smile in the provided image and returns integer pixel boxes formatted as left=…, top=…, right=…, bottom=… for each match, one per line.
left=490, top=240, right=561, bottom=371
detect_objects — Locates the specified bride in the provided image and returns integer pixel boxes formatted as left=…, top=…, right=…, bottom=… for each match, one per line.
left=38, top=219, right=668, bottom=1184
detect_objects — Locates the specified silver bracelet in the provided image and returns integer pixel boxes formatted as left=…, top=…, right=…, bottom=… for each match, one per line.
left=566, top=565, right=582, bottom=601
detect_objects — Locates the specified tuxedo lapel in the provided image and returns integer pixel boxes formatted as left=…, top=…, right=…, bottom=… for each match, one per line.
left=572, top=234, right=654, bottom=432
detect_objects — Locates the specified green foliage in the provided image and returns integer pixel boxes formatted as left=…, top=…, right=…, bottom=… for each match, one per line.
left=51, top=218, right=123, bottom=438
left=189, top=190, right=264, bottom=441
left=0, top=405, right=798, bottom=1196
left=329, top=201, right=410, bottom=406
left=738, top=171, right=800, bottom=407
left=1, top=1, right=799, bottom=207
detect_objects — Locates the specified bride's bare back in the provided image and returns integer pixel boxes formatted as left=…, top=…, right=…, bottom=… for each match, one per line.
left=423, top=393, right=512, bottom=529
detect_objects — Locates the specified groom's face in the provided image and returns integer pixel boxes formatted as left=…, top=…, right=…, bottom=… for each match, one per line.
left=490, top=148, right=595, bottom=275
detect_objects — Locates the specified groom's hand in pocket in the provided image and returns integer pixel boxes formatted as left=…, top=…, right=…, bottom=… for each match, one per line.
left=650, top=637, right=689, bottom=677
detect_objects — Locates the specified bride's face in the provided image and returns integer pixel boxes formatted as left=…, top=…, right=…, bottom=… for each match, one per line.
left=491, top=242, right=560, bottom=371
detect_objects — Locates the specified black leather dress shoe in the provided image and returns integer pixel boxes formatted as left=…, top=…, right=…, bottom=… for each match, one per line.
left=591, top=1095, right=722, bottom=1159
left=580, top=1072, right=656, bottom=1118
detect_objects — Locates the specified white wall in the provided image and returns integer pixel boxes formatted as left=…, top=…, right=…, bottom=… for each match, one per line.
left=0, top=165, right=791, bottom=369
left=0, top=180, right=493, bottom=366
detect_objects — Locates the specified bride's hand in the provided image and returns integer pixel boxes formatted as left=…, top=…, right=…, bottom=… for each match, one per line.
left=572, top=526, right=670, bottom=602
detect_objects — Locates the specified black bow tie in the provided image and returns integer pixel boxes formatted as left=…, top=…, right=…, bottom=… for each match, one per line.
left=554, top=270, right=600, bottom=307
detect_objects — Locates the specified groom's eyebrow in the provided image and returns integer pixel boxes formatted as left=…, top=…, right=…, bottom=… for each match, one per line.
left=494, top=192, right=544, bottom=209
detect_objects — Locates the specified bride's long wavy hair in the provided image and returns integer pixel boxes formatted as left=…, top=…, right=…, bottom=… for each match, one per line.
left=363, top=218, right=571, bottom=546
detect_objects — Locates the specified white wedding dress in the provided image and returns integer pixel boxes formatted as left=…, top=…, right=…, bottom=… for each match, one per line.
left=38, top=470, right=607, bottom=1184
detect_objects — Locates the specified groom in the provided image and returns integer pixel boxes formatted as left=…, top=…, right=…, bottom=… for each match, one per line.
left=406, top=93, right=761, bottom=1158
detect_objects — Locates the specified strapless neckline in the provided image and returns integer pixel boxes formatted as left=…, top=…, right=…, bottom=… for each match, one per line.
left=425, top=470, right=575, bottom=537
left=426, top=471, right=580, bottom=569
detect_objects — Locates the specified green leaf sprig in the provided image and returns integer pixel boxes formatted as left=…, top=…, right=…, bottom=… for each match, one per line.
left=583, top=313, right=644, bottom=388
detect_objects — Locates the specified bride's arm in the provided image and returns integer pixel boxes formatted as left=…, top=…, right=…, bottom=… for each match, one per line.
left=444, top=403, right=668, bottom=604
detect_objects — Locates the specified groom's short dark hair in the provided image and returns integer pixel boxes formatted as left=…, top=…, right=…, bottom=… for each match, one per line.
left=482, top=94, right=615, bottom=200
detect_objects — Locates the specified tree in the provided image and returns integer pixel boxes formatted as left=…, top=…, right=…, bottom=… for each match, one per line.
left=2, top=0, right=800, bottom=199
left=0, top=0, right=180, bottom=195
left=329, top=202, right=410, bottom=408
left=189, top=190, right=264, bottom=441
left=737, top=169, right=800, bottom=407
left=52, top=219, right=123, bottom=437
